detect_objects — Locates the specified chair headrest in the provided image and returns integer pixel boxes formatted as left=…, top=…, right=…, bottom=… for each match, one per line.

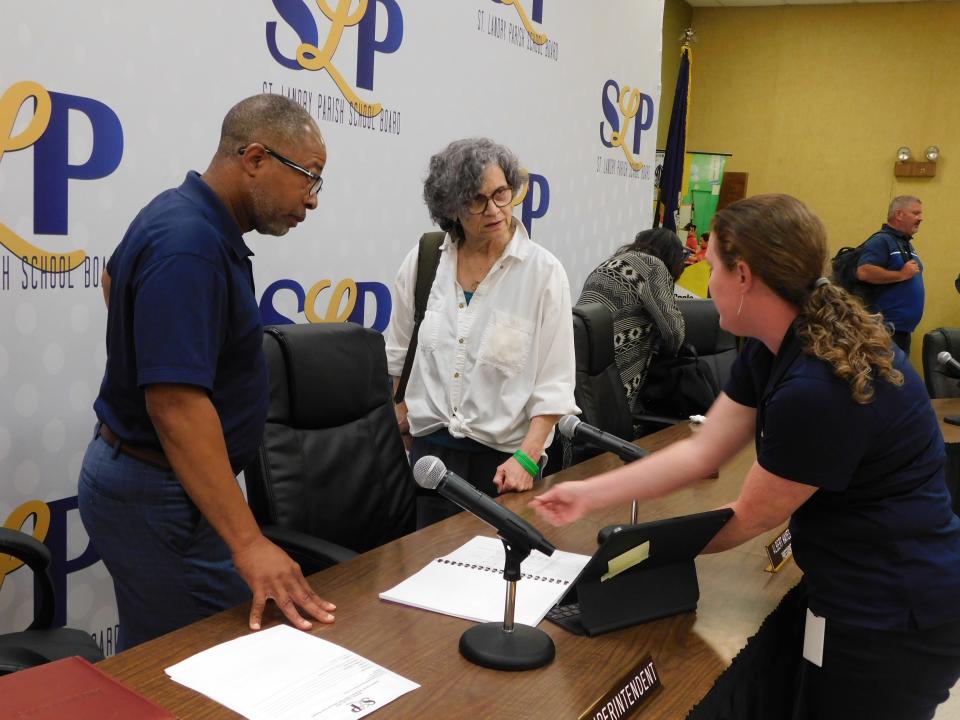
left=264, top=323, right=390, bottom=428
left=922, top=328, right=960, bottom=392
left=573, top=303, right=616, bottom=375
left=927, top=327, right=960, bottom=355
left=677, top=298, right=737, bottom=356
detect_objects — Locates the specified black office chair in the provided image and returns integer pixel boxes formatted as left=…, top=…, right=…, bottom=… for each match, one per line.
left=922, top=328, right=960, bottom=399
left=636, top=298, right=738, bottom=434
left=243, top=323, right=417, bottom=576
left=677, top=297, right=738, bottom=389
left=543, top=303, right=636, bottom=475
left=0, top=527, right=104, bottom=675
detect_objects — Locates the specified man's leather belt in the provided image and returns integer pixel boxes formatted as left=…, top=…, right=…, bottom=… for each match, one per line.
left=98, top=423, right=171, bottom=471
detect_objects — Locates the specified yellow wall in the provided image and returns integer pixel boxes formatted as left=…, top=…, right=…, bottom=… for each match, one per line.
left=659, top=0, right=694, bottom=150
left=687, top=2, right=960, bottom=365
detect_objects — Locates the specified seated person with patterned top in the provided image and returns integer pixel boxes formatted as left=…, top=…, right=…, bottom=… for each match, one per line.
left=578, top=228, right=687, bottom=423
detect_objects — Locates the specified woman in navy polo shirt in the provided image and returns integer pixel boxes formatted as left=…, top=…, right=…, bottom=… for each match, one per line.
left=532, top=194, right=960, bottom=719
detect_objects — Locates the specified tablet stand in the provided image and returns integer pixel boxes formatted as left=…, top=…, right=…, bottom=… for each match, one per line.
left=597, top=500, right=639, bottom=545
left=596, top=444, right=645, bottom=544
left=458, top=538, right=555, bottom=671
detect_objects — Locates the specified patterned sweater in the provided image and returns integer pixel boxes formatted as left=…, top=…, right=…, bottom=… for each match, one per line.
left=578, top=251, right=685, bottom=409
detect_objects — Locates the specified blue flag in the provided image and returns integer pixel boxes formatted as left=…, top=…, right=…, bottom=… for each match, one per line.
left=656, top=46, right=690, bottom=232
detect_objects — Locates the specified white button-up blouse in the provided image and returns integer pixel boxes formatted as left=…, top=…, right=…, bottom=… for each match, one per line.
left=385, top=222, right=579, bottom=454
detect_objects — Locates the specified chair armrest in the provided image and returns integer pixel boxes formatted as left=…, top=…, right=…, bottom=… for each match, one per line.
left=0, top=645, right=50, bottom=675
left=0, top=528, right=56, bottom=630
left=633, top=413, right=684, bottom=427
left=633, top=413, right=685, bottom=439
left=0, top=528, right=51, bottom=571
left=260, top=525, right=358, bottom=576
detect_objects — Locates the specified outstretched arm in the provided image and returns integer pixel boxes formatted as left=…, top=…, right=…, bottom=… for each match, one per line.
left=703, top=461, right=816, bottom=553
left=530, top=393, right=755, bottom=525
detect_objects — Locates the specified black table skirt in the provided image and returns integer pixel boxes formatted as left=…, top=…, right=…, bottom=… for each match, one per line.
left=686, top=582, right=806, bottom=720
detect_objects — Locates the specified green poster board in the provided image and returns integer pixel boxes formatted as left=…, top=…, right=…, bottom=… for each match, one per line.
left=682, top=153, right=728, bottom=237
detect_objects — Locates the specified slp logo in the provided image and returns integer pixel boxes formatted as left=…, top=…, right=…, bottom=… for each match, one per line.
left=493, top=0, right=547, bottom=45
left=0, top=81, right=123, bottom=271
left=2, top=498, right=100, bottom=628
left=266, top=0, right=403, bottom=117
left=514, top=172, right=549, bottom=238
left=599, top=80, right=654, bottom=171
left=260, top=278, right=393, bottom=332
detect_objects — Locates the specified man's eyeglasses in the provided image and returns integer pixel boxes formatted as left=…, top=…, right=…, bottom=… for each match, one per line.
left=238, top=145, right=323, bottom=196
left=466, top=186, right=514, bottom=215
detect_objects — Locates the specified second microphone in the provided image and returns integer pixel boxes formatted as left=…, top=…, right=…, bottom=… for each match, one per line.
left=558, top=415, right=647, bottom=463
left=413, top=455, right=555, bottom=556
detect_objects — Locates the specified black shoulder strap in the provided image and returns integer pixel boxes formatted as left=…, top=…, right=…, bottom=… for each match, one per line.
left=394, top=231, right=444, bottom=403
left=865, top=230, right=899, bottom=265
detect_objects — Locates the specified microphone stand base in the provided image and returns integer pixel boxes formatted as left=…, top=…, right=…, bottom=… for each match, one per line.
left=597, top=523, right=639, bottom=545
left=459, top=622, right=555, bottom=671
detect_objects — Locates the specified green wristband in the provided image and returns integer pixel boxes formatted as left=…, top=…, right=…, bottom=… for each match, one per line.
left=513, top=449, right=539, bottom=478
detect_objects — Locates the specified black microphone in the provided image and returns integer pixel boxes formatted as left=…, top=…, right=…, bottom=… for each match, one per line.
left=558, top=415, right=647, bottom=463
left=938, top=351, right=960, bottom=379
left=413, top=456, right=555, bottom=556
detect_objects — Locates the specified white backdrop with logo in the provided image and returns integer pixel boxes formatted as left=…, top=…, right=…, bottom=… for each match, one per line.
left=0, top=0, right=662, bottom=654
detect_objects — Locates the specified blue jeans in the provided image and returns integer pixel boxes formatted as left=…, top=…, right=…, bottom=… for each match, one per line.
left=77, top=429, right=250, bottom=651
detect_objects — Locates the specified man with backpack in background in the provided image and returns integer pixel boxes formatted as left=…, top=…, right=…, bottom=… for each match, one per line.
left=856, top=195, right=925, bottom=353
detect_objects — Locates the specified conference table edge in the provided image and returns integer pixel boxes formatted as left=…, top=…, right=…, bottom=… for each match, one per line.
left=97, top=423, right=801, bottom=719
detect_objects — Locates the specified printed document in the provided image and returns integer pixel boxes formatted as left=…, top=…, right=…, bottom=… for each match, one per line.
left=165, top=625, right=418, bottom=720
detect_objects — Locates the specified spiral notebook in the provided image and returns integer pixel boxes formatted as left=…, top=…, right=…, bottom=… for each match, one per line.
left=379, top=535, right=591, bottom=626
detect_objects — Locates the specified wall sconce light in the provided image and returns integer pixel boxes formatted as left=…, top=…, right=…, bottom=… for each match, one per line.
left=894, top=144, right=938, bottom=178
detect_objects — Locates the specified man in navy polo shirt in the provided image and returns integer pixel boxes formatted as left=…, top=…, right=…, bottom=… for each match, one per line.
left=856, top=195, right=924, bottom=353
left=78, top=94, right=336, bottom=650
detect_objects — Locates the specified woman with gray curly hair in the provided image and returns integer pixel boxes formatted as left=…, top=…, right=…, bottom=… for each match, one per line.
left=385, top=138, right=578, bottom=527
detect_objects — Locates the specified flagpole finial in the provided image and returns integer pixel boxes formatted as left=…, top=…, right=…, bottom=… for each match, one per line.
left=679, top=28, right=697, bottom=47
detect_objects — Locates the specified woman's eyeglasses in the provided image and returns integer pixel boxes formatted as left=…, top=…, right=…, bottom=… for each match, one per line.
left=465, top=186, right=513, bottom=214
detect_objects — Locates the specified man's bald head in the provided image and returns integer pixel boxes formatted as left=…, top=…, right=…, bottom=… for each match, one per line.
left=215, top=94, right=323, bottom=158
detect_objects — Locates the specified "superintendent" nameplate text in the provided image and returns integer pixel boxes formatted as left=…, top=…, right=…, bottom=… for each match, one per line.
left=579, top=654, right=661, bottom=720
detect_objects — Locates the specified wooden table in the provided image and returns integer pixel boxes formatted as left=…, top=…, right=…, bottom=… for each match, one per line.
left=932, top=398, right=960, bottom=443
left=98, top=424, right=801, bottom=719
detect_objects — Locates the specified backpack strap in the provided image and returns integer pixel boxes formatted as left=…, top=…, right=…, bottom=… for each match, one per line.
left=394, top=231, right=445, bottom=403
left=864, top=230, right=904, bottom=269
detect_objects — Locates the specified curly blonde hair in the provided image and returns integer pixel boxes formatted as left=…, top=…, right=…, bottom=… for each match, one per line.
left=712, top=194, right=902, bottom=403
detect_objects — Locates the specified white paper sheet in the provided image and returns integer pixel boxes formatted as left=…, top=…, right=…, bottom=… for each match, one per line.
left=165, top=625, right=418, bottom=720
left=378, top=535, right=591, bottom=626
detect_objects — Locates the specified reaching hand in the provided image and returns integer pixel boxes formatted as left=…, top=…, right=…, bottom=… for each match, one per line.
left=529, top=482, right=593, bottom=526
left=232, top=536, right=337, bottom=632
left=493, top=456, right=535, bottom=494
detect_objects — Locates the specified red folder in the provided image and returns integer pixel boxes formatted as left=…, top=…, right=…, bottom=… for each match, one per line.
left=0, top=655, right=175, bottom=719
